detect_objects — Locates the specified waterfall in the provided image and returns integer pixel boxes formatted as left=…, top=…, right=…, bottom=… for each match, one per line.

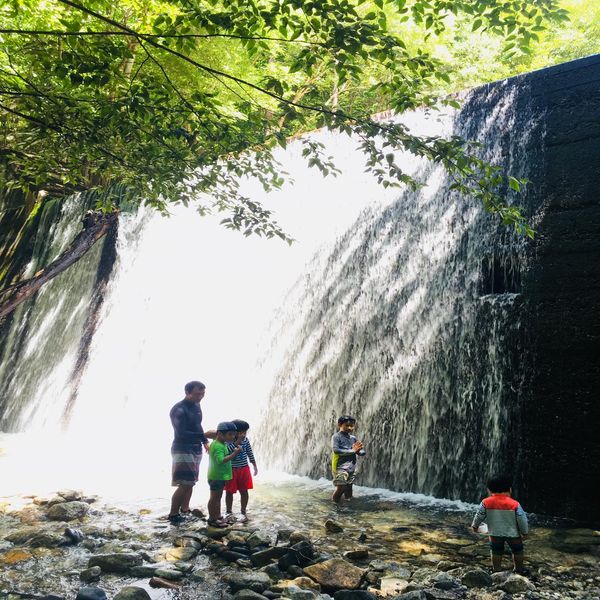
left=0, top=193, right=116, bottom=432
left=256, top=78, right=544, bottom=503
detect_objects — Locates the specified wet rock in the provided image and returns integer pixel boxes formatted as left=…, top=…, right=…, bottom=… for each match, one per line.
left=325, top=520, right=344, bottom=534
left=64, top=528, right=84, bottom=545
left=422, top=589, right=461, bottom=600
left=380, top=576, right=409, bottom=595
left=489, top=572, right=511, bottom=586
left=275, top=577, right=321, bottom=592
left=47, top=502, right=90, bottom=521
left=436, top=562, right=462, bottom=572
left=395, top=592, right=427, bottom=600
left=411, top=568, right=439, bottom=583
left=174, top=536, right=202, bottom=550
left=247, top=531, right=273, bottom=549
left=357, top=533, right=368, bottom=543
left=432, top=573, right=460, bottom=591
left=222, top=550, right=250, bottom=562
left=154, top=568, right=184, bottom=581
left=461, top=569, right=492, bottom=588
left=79, top=566, right=102, bottom=583
left=233, top=592, right=267, bottom=600
left=165, top=546, right=198, bottom=561
left=281, top=586, right=318, bottom=599
left=333, top=592, right=377, bottom=600
left=237, top=558, right=253, bottom=568
left=499, top=574, right=535, bottom=594
left=75, top=587, right=107, bottom=600
left=263, top=563, right=286, bottom=580
left=223, top=570, right=272, bottom=593
left=251, top=545, right=289, bottom=567
left=303, top=558, right=365, bottom=591
left=149, top=578, right=181, bottom=590
left=113, top=587, right=151, bottom=600
left=289, top=531, right=312, bottom=545
left=287, top=565, right=306, bottom=578
left=380, top=563, right=412, bottom=579
left=57, top=490, right=84, bottom=502
left=130, top=565, right=159, bottom=577
left=277, top=529, right=294, bottom=543
left=206, top=526, right=230, bottom=539
left=28, top=531, right=67, bottom=548
left=343, top=548, right=369, bottom=561
left=88, top=552, right=143, bottom=573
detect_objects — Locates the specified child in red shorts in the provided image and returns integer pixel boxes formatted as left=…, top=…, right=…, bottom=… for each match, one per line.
left=224, top=419, right=258, bottom=523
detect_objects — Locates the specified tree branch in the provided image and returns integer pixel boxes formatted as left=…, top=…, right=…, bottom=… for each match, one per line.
left=0, top=211, right=119, bottom=320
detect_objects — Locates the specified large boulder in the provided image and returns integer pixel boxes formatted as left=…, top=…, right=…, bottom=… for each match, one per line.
left=88, top=553, right=143, bottom=573
left=303, top=558, right=365, bottom=591
left=47, top=502, right=90, bottom=521
left=223, top=571, right=272, bottom=593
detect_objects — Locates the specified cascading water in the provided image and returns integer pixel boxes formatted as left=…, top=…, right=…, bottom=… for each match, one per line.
left=0, top=193, right=115, bottom=431
left=257, top=78, right=544, bottom=504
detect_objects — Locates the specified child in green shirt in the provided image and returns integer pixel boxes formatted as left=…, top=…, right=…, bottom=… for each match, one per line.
left=207, top=421, right=241, bottom=527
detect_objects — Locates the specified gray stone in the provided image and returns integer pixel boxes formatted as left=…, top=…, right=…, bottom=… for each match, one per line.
left=47, top=502, right=90, bottom=521
left=223, top=570, right=272, bottom=593
left=380, top=577, right=409, bottom=596
left=499, top=574, right=535, bottom=594
left=436, top=562, right=462, bottom=572
left=79, top=566, right=102, bottom=583
left=282, top=586, right=318, bottom=599
left=262, top=563, right=286, bottom=580
left=394, top=592, right=427, bottom=600
left=154, top=568, right=184, bottom=580
left=88, top=553, right=143, bottom=574
left=165, top=545, right=198, bottom=561
left=130, top=565, right=159, bottom=577
left=58, top=489, right=84, bottom=501
left=461, top=569, right=492, bottom=588
left=247, top=530, right=273, bottom=549
left=422, top=589, right=461, bottom=600
left=27, top=531, right=67, bottom=548
left=75, top=588, right=107, bottom=600
left=303, top=558, right=365, bottom=591
left=432, top=573, right=460, bottom=590
left=333, top=592, right=377, bottom=600
left=233, top=592, right=267, bottom=600
left=251, top=545, right=290, bottom=567
left=113, top=587, right=152, bottom=600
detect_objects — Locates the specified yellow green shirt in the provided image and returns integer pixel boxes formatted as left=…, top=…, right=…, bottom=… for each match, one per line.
left=207, top=440, right=233, bottom=481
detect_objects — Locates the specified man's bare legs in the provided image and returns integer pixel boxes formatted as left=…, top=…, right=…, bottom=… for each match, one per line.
left=343, top=484, right=353, bottom=500
left=225, top=492, right=234, bottom=513
left=170, top=485, right=193, bottom=517
left=332, top=485, right=346, bottom=503
left=240, top=491, right=249, bottom=514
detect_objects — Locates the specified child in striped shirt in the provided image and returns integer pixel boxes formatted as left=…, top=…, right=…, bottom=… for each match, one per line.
left=224, top=419, right=258, bottom=523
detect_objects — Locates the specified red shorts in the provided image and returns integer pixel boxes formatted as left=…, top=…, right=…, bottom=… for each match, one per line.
left=224, top=465, right=253, bottom=493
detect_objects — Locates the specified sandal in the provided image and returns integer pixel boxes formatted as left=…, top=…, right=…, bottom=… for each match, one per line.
left=207, top=518, right=228, bottom=528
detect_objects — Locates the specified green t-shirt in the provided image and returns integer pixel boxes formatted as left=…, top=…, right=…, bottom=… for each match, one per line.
left=207, top=440, right=233, bottom=481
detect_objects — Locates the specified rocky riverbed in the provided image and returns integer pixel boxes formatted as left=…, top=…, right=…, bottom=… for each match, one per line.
left=1, top=480, right=599, bottom=600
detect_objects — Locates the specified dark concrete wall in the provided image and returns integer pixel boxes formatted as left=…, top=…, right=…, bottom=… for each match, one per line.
left=520, top=55, right=600, bottom=522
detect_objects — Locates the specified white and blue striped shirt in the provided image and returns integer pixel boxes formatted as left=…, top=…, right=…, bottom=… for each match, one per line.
left=227, top=438, right=256, bottom=469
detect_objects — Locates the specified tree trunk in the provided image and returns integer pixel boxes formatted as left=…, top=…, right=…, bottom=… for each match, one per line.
left=0, top=210, right=119, bottom=320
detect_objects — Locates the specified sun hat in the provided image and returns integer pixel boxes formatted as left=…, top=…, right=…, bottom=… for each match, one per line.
left=216, top=421, right=237, bottom=432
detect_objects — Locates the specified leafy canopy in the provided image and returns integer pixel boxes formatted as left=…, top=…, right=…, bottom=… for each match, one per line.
left=0, top=0, right=570, bottom=239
